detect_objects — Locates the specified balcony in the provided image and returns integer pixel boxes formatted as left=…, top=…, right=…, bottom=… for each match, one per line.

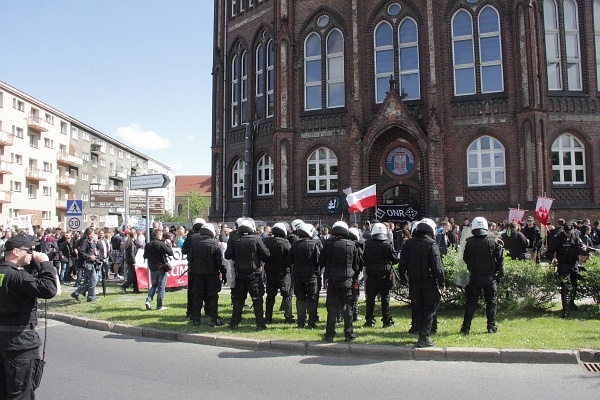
left=0, top=190, right=12, bottom=203
left=0, top=130, right=15, bottom=146
left=26, top=168, right=49, bottom=181
left=57, top=152, right=83, bottom=167
left=27, top=115, right=50, bottom=132
left=56, top=175, right=76, bottom=187
left=0, top=161, right=13, bottom=174
left=90, top=184, right=106, bottom=190
left=109, top=169, right=128, bottom=181
left=91, top=143, right=102, bottom=153
left=56, top=199, right=67, bottom=209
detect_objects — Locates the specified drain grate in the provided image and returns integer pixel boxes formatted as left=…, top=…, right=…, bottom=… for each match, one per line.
left=583, top=363, right=600, bottom=373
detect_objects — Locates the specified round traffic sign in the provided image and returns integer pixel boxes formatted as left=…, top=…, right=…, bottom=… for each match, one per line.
left=68, top=217, right=81, bottom=230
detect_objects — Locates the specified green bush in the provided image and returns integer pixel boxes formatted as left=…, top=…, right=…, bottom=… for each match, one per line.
left=500, top=257, right=557, bottom=310
left=579, top=255, right=600, bottom=304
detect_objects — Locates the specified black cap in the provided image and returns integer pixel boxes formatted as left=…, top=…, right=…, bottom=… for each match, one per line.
left=4, top=234, right=39, bottom=251
left=563, top=223, right=574, bottom=232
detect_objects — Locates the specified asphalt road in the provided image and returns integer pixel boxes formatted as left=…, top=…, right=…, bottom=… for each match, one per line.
left=37, top=320, right=600, bottom=400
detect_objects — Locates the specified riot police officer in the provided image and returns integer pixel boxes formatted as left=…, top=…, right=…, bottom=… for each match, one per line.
left=320, top=221, right=359, bottom=342
left=224, top=219, right=270, bottom=330
left=398, top=218, right=445, bottom=348
left=546, top=223, right=586, bottom=318
left=460, top=217, right=504, bottom=334
left=0, top=235, right=58, bottom=399
left=363, top=223, right=398, bottom=328
left=188, top=223, right=226, bottom=327
left=348, top=227, right=364, bottom=322
left=285, top=223, right=322, bottom=329
left=181, top=217, right=205, bottom=320
left=263, top=223, right=293, bottom=324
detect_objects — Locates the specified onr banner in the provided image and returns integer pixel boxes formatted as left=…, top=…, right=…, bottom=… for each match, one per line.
left=133, top=248, right=189, bottom=289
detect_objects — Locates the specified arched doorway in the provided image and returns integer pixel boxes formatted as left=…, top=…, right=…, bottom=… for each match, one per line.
left=367, top=128, right=424, bottom=223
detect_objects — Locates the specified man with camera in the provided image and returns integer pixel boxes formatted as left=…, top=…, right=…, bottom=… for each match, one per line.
left=0, top=234, right=58, bottom=399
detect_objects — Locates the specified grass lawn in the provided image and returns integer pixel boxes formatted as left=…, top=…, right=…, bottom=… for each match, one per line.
left=46, top=286, right=600, bottom=350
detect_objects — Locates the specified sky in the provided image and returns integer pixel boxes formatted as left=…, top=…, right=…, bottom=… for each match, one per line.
left=0, top=0, right=214, bottom=175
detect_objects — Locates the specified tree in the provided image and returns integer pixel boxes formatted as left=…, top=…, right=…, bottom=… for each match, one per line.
left=178, top=190, right=211, bottom=222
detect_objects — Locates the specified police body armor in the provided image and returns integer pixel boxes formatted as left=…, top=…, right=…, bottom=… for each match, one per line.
left=234, top=235, right=261, bottom=274
left=405, top=237, right=437, bottom=283
left=364, top=239, right=393, bottom=274
left=323, top=238, right=355, bottom=281
left=465, top=235, right=497, bottom=276
left=293, top=239, right=320, bottom=278
left=190, top=236, right=220, bottom=275
left=263, top=236, right=289, bottom=273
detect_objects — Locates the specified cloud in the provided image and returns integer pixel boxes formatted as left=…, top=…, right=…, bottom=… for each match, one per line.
left=186, top=134, right=194, bottom=141
left=169, top=162, right=183, bottom=170
left=114, top=124, right=171, bottom=150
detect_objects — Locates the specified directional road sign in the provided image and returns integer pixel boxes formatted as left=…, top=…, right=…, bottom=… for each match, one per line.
left=90, top=190, right=125, bottom=208
left=129, top=196, right=165, bottom=215
left=130, top=174, right=171, bottom=190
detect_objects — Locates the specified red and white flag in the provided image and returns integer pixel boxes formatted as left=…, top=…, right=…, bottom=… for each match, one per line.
left=535, top=197, right=553, bottom=226
left=508, top=208, right=525, bottom=223
left=346, top=184, right=377, bottom=213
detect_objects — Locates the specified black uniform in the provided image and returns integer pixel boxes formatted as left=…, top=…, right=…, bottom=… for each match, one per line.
left=363, top=238, right=398, bottom=327
left=0, top=259, right=57, bottom=399
left=461, top=234, right=504, bottom=334
left=188, top=234, right=225, bottom=326
left=182, top=229, right=201, bottom=319
left=545, top=227, right=584, bottom=317
left=224, top=232, right=270, bottom=329
left=262, top=235, right=293, bottom=323
left=398, top=234, right=445, bottom=347
left=320, top=236, right=359, bottom=341
left=501, top=228, right=529, bottom=260
left=285, top=237, right=322, bottom=328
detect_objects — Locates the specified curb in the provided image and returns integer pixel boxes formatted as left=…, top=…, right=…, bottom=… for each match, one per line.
left=45, top=312, right=598, bottom=364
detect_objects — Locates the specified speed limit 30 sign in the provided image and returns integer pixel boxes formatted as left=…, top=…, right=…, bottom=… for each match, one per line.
left=67, top=216, right=82, bottom=231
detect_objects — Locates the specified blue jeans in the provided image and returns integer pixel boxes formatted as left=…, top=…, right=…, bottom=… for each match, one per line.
left=60, top=260, right=70, bottom=282
left=74, top=265, right=98, bottom=301
left=146, top=269, right=167, bottom=309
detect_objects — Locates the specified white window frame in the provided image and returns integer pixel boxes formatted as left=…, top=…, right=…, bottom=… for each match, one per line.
left=266, top=40, right=275, bottom=118
left=544, top=0, right=562, bottom=90
left=42, top=211, right=51, bottom=220
left=595, top=0, right=600, bottom=90
left=478, top=6, right=504, bottom=93
left=82, top=172, right=89, bottom=181
left=71, top=127, right=78, bottom=139
left=256, top=154, right=274, bottom=196
left=14, top=154, right=22, bottom=165
left=83, top=132, right=90, bottom=141
left=304, top=32, right=322, bottom=111
left=109, top=146, right=115, bottom=155
left=452, top=10, right=476, bottom=96
left=15, top=127, right=23, bottom=139
left=231, top=54, right=240, bottom=127
left=27, top=184, right=36, bottom=199
left=326, top=29, right=345, bottom=108
left=398, top=17, right=421, bottom=100
left=241, top=51, right=248, bottom=123
left=231, top=0, right=237, bottom=17
left=551, top=133, right=586, bottom=184
left=307, top=147, right=338, bottom=193
left=467, top=135, right=506, bottom=187
left=563, top=0, right=582, bottom=91
left=43, top=186, right=52, bottom=196
left=43, top=162, right=51, bottom=173
left=232, top=159, right=244, bottom=198
left=256, top=44, right=264, bottom=117
left=13, top=181, right=21, bottom=192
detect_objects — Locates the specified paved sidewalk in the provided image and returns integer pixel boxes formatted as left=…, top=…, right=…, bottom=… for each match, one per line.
left=44, top=311, right=600, bottom=365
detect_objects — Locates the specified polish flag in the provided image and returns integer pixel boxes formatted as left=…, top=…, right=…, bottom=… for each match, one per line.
left=535, top=197, right=553, bottom=226
left=346, top=184, right=377, bottom=213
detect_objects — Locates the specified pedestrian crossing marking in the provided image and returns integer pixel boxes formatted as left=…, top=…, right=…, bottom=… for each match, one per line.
left=66, top=200, right=82, bottom=215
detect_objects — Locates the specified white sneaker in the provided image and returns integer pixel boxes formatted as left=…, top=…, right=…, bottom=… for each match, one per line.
left=157, top=306, right=168, bottom=311
left=145, top=301, right=151, bottom=310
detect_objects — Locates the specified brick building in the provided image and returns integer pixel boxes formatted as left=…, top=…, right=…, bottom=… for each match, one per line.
left=210, top=0, right=600, bottom=226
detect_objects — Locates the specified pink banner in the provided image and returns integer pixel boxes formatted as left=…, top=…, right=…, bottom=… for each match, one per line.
left=508, top=208, right=525, bottom=223
left=133, top=248, right=189, bottom=289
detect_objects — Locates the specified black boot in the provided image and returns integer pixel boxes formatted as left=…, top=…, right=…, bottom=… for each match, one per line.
left=417, top=334, right=434, bottom=348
